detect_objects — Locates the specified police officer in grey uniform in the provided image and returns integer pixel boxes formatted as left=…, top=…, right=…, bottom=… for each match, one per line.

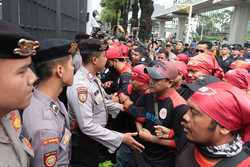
left=22, top=39, right=76, bottom=167
left=67, top=39, right=144, bottom=167
left=0, top=20, right=38, bottom=167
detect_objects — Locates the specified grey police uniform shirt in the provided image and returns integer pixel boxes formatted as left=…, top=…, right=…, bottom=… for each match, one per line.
left=67, top=66, right=124, bottom=153
left=23, top=89, right=71, bottom=167
left=0, top=110, right=34, bottom=167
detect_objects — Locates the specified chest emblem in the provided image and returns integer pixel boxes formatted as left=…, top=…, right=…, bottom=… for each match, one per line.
left=159, top=108, right=167, bottom=120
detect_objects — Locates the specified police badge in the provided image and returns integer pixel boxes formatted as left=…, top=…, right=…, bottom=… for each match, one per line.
left=77, top=87, right=88, bottom=103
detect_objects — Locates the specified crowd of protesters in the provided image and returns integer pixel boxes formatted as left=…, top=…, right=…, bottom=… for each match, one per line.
left=0, top=20, right=250, bottom=167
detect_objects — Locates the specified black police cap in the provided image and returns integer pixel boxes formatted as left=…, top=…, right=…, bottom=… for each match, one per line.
left=221, top=44, right=230, bottom=49
left=231, top=44, right=242, bottom=51
left=0, top=20, right=39, bottom=59
left=79, top=38, right=108, bottom=54
left=33, top=39, right=78, bottom=64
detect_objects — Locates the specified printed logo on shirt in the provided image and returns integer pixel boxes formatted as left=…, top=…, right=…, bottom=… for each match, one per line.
left=159, top=108, right=168, bottom=120
left=77, top=87, right=88, bottom=103
left=44, top=151, right=57, bottom=167
left=197, top=87, right=217, bottom=96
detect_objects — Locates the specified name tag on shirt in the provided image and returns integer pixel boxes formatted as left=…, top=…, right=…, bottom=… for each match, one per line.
left=94, top=93, right=103, bottom=105
left=60, top=128, right=71, bottom=151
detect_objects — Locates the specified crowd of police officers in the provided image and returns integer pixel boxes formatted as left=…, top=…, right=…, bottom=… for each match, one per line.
left=0, top=19, right=250, bottom=167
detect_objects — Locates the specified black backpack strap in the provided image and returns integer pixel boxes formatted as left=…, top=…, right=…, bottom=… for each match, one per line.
left=215, top=150, right=249, bottom=167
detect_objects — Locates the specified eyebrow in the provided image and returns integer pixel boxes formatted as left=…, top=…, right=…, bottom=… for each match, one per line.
left=18, top=62, right=32, bottom=71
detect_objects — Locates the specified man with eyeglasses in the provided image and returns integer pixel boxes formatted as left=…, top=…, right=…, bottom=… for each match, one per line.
left=195, top=41, right=213, bottom=57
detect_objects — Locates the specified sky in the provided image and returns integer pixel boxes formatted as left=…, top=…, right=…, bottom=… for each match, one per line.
left=154, top=0, right=174, bottom=8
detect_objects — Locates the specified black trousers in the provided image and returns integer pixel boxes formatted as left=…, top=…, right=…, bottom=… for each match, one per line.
left=70, top=133, right=100, bottom=167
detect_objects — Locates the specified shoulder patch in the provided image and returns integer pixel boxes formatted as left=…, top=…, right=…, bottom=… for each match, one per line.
left=10, top=111, right=21, bottom=131
left=77, top=87, right=88, bottom=103
left=42, top=137, right=60, bottom=145
left=44, top=151, right=57, bottom=167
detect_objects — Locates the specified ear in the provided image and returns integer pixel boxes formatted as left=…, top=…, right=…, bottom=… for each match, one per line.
left=92, top=56, right=98, bottom=65
left=219, top=126, right=230, bottom=136
left=165, top=79, right=173, bottom=88
left=56, top=64, right=64, bottom=78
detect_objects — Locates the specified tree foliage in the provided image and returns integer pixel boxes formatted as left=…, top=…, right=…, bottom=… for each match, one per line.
left=100, top=0, right=154, bottom=41
left=100, top=0, right=130, bottom=32
left=196, top=9, right=233, bottom=35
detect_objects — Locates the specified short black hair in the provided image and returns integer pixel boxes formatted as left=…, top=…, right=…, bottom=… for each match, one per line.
left=208, top=120, right=218, bottom=132
left=75, top=33, right=90, bottom=43
left=133, top=47, right=148, bottom=57
left=81, top=51, right=103, bottom=65
left=198, top=41, right=213, bottom=50
left=34, top=57, right=69, bottom=81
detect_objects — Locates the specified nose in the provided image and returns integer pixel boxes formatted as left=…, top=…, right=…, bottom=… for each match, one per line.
left=182, top=110, right=191, bottom=123
left=187, top=71, right=193, bottom=79
left=28, top=68, right=38, bottom=86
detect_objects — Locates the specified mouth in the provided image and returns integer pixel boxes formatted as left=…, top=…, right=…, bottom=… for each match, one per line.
left=181, top=122, right=190, bottom=133
left=183, top=127, right=190, bottom=134
left=27, top=88, right=33, bottom=97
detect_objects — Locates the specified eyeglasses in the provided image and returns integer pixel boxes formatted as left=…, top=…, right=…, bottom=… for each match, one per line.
left=195, top=49, right=205, bottom=53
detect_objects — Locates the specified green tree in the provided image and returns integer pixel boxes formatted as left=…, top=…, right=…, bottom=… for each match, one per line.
left=100, top=0, right=130, bottom=32
left=197, top=9, right=233, bottom=35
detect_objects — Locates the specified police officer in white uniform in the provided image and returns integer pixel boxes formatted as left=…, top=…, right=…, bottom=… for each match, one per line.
left=22, top=39, right=76, bottom=167
left=67, top=39, right=144, bottom=167
left=0, top=20, right=38, bottom=167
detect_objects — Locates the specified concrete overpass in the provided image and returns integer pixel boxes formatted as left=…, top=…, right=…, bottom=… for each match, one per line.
left=154, top=0, right=250, bottom=44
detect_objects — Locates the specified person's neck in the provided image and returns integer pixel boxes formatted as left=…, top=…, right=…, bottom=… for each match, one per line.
left=222, top=54, right=229, bottom=58
left=84, top=64, right=97, bottom=76
left=37, top=79, right=63, bottom=101
left=138, top=85, right=150, bottom=94
left=156, top=87, right=174, bottom=98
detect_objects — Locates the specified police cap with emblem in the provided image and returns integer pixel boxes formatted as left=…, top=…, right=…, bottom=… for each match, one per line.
left=0, top=20, right=39, bottom=59
left=33, top=39, right=78, bottom=64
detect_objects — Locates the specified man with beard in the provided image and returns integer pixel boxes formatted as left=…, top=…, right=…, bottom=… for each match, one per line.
left=177, top=81, right=250, bottom=167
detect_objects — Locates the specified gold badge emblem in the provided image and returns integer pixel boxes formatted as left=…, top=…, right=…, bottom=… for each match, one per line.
left=13, top=38, right=39, bottom=56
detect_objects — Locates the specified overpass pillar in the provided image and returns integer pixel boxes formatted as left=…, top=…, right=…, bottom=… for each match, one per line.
left=229, top=3, right=250, bottom=44
left=177, top=16, right=187, bottom=41
left=159, top=19, right=166, bottom=39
